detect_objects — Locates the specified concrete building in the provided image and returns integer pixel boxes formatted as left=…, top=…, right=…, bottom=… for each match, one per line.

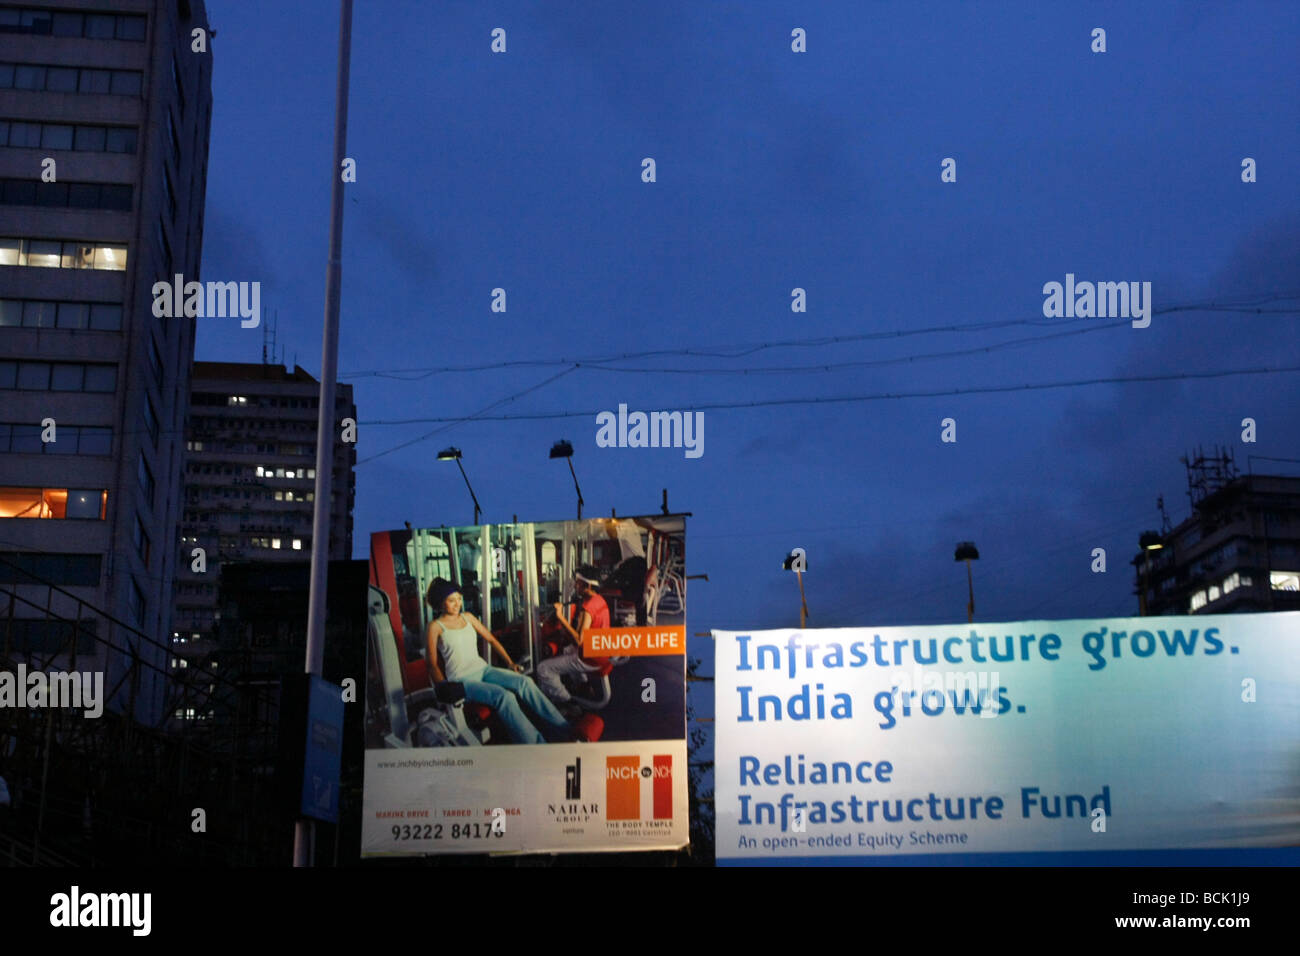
left=169, top=361, right=356, bottom=722
left=0, top=1, right=213, bottom=725
left=1132, top=457, right=1300, bottom=616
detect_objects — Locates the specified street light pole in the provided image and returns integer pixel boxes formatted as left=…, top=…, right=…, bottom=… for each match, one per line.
left=955, top=542, right=979, bottom=624
left=965, top=560, right=975, bottom=623
left=567, top=458, right=583, bottom=520
left=297, top=0, right=353, bottom=869
left=782, top=550, right=808, bottom=628
left=455, top=458, right=481, bottom=525
left=796, top=569, right=808, bottom=629
left=549, top=441, right=583, bottom=520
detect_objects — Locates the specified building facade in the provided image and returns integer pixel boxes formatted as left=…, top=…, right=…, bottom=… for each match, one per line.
left=1133, top=473, right=1300, bottom=616
left=0, top=0, right=213, bottom=725
left=170, top=361, right=356, bottom=722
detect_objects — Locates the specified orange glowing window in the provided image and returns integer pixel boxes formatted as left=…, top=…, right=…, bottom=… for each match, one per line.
left=0, top=486, right=106, bottom=519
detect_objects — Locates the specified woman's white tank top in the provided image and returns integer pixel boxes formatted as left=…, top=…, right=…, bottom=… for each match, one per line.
left=438, top=618, right=488, bottom=682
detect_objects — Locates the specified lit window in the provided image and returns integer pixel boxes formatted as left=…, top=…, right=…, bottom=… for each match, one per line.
left=271, top=538, right=281, bottom=549
left=1270, top=571, right=1300, bottom=592
left=292, top=539, right=302, bottom=550
left=255, top=466, right=264, bottom=477
left=1189, top=590, right=1207, bottom=612
left=25, top=241, right=61, bottom=268
left=1207, top=585, right=1220, bottom=602
left=0, top=486, right=107, bottom=519
left=307, top=469, right=315, bottom=479
left=1222, top=573, right=1239, bottom=595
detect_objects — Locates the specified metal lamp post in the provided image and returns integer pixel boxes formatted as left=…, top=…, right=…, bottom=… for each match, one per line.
left=549, top=440, right=583, bottom=520
left=955, top=541, right=979, bottom=623
left=782, top=550, right=808, bottom=629
left=438, top=447, right=482, bottom=525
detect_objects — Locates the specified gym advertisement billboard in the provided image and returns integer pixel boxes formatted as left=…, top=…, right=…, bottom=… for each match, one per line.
left=714, top=613, right=1300, bottom=864
left=363, top=515, right=689, bottom=855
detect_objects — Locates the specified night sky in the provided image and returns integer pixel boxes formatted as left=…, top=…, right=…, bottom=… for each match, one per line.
left=196, top=1, right=1300, bottom=657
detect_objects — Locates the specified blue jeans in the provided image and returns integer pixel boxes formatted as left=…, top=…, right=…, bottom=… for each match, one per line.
left=461, top=667, right=571, bottom=744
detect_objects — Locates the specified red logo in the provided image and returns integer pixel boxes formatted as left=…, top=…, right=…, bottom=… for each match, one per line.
left=605, top=755, right=673, bottom=820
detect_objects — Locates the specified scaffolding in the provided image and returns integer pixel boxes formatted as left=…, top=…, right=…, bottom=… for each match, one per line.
left=0, top=555, right=285, bottom=866
left=1182, top=446, right=1240, bottom=511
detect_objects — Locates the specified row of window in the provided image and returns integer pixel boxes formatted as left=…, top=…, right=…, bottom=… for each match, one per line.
left=0, top=238, right=128, bottom=271
left=187, top=487, right=316, bottom=505
left=257, top=466, right=316, bottom=479
left=0, top=423, right=112, bottom=455
left=190, top=418, right=320, bottom=436
left=0, top=62, right=143, bottom=96
left=186, top=439, right=314, bottom=456
left=1189, top=572, right=1253, bottom=611
left=0, top=178, right=133, bottom=212
left=0, top=552, right=101, bottom=587
left=193, top=393, right=328, bottom=410
left=172, top=633, right=219, bottom=648
left=175, top=582, right=216, bottom=596
left=173, top=709, right=214, bottom=720
left=248, top=537, right=305, bottom=551
left=4, top=618, right=96, bottom=653
left=1188, top=569, right=1300, bottom=611
left=0, top=297, right=124, bottom=331
left=0, top=487, right=106, bottom=520
left=184, top=463, right=317, bottom=479
left=0, top=8, right=146, bottom=41
left=0, top=360, right=117, bottom=392
left=0, top=119, right=137, bottom=153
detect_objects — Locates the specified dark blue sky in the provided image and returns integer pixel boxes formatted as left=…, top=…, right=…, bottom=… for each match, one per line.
left=198, top=1, right=1300, bottom=647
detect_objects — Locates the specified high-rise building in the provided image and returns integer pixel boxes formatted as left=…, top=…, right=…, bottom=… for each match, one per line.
left=1132, top=457, right=1300, bottom=616
left=170, top=361, right=356, bottom=722
left=0, top=1, right=213, bottom=724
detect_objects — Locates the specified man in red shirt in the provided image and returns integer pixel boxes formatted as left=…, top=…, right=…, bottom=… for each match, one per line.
left=537, top=567, right=610, bottom=712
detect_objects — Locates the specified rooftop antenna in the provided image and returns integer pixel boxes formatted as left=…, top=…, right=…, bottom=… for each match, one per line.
left=261, top=308, right=279, bottom=366
left=1157, top=495, right=1172, bottom=534
left=1182, top=445, right=1239, bottom=511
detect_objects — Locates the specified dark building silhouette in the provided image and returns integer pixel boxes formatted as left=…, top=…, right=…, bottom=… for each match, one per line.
left=1133, top=454, right=1300, bottom=616
left=0, top=0, right=214, bottom=724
